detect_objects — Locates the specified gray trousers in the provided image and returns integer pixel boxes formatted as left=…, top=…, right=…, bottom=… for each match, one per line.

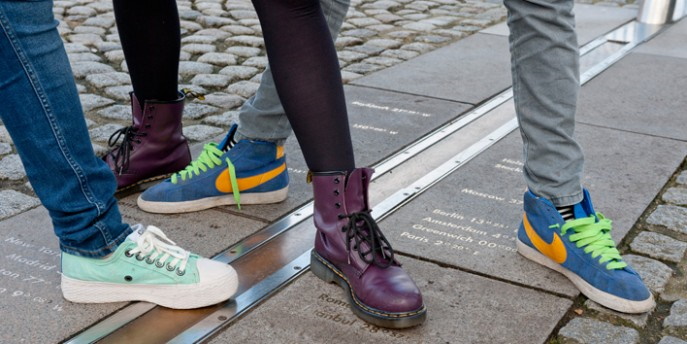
left=237, top=0, right=585, bottom=207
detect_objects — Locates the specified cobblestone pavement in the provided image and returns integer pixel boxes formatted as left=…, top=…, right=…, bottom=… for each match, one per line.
left=8, top=0, right=685, bottom=343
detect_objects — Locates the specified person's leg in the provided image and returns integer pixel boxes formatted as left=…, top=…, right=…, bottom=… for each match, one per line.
left=0, top=0, right=129, bottom=257
left=104, top=0, right=190, bottom=191
left=506, top=0, right=583, bottom=207
left=253, top=0, right=425, bottom=328
left=235, top=0, right=351, bottom=144
left=506, top=0, right=653, bottom=313
left=0, top=0, right=236, bottom=308
left=137, top=0, right=352, bottom=212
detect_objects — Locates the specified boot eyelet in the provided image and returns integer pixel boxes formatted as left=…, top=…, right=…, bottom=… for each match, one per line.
left=145, top=257, right=155, bottom=265
left=166, top=264, right=176, bottom=271
left=155, top=261, right=165, bottom=268
left=335, top=202, right=341, bottom=208
left=341, top=227, right=346, bottom=232
left=334, top=190, right=339, bottom=195
left=333, top=178, right=340, bottom=184
left=337, top=214, right=344, bottom=219
left=136, top=140, right=142, bottom=144
left=124, top=250, right=133, bottom=257
left=135, top=254, right=145, bottom=261
left=176, top=269, right=186, bottom=276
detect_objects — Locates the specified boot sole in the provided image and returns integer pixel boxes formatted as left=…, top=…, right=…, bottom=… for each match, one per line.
left=61, top=267, right=239, bottom=309
left=516, top=239, right=655, bottom=313
left=137, top=187, right=289, bottom=214
left=115, top=173, right=172, bottom=197
left=310, top=251, right=427, bottom=329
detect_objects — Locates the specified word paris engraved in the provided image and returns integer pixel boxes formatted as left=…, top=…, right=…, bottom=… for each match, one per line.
left=400, top=158, right=525, bottom=257
left=0, top=236, right=65, bottom=313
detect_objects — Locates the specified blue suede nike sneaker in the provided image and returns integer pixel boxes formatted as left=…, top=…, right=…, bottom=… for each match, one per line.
left=517, top=189, right=654, bottom=313
left=138, top=125, right=288, bottom=213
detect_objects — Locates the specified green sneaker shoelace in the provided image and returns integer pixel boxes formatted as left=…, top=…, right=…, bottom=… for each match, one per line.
left=557, top=213, right=627, bottom=270
left=170, top=143, right=241, bottom=208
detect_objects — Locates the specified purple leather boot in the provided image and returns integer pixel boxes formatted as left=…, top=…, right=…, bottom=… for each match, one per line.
left=310, top=168, right=426, bottom=328
left=105, top=92, right=191, bottom=191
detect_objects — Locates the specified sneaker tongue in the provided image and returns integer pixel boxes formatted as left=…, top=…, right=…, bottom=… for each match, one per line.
left=126, top=224, right=146, bottom=242
left=572, top=203, right=590, bottom=219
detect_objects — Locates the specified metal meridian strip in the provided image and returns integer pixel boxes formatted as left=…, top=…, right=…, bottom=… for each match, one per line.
left=168, top=250, right=312, bottom=343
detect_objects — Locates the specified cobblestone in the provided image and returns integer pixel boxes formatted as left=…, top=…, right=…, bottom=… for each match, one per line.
left=70, top=61, right=115, bottom=78
left=192, top=74, right=232, bottom=88
left=89, top=123, right=124, bottom=142
left=678, top=172, right=687, bottom=186
left=0, top=143, right=11, bottom=156
left=202, top=111, right=237, bottom=127
left=183, top=124, right=224, bottom=142
left=227, top=81, right=260, bottom=98
left=648, top=205, right=687, bottom=235
left=623, top=254, right=674, bottom=294
left=630, top=232, right=687, bottom=264
left=0, top=155, right=25, bottom=181
left=0, top=126, right=10, bottom=143
left=97, top=105, right=131, bottom=120
left=219, top=66, right=260, bottom=82
left=202, top=92, right=245, bottom=109
left=178, top=61, right=215, bottom=78
left=183, top=103, right=222, bottom=120
left=665, top=299, right=687, bottom=328
left=197, top=52, right=238, bottom=66
left=558, top=317, right=640, bottom=344
left=0, top=190, right=40, bottom=221
left=660, top=336, right=687, bottom=344
left=664, top=188, right=687, bottom=206
left=79, top=94, right=115, bottom=112
left=584, top=300, right=650, bottom=328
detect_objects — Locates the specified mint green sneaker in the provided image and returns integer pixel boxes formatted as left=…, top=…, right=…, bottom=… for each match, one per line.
left=61, top=224, right=238, bottom=309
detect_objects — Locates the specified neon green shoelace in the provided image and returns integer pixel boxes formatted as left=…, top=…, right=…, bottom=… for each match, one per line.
left=560, top=213, right=626, bottom=270
left=170, top=143, right=241, bottom=208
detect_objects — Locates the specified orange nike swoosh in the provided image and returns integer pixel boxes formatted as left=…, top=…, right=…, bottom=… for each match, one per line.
left=523, top=214, right=567, bottom=264
left=215, top=163, right=286, bottom=193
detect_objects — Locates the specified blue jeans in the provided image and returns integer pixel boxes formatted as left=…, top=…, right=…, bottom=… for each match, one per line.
left=235, top=0, right=350, bottom=145
left=0, top=0, right=130, bottom=257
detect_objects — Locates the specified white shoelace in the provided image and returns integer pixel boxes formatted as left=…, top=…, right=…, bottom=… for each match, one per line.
left=127, top=226, right=190, bottom=273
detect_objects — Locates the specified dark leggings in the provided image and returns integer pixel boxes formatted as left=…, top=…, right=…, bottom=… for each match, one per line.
left=113, top=0, right=180, bottom=105
left=114, top=0, right=354, bottom=172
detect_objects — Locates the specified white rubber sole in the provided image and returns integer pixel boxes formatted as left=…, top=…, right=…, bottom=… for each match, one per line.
left=61, top=266, right=239, bottom=309
left=137, top=187, right=288, bottom=214
left=516, top=239, right=655, bottom=314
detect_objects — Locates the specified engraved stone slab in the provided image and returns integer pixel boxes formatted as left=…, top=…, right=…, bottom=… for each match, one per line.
left=351, top=33, right=512, bottom=104
left=0, top=200, right=263, bottom=342
left=212, top=256, right=572, bottom=344
left=480, top=4, right=637, bottom=45
left=0, top=208, right=124, bottom=343
left=577, top=53, right=687, bottom=141
left=220, top=85, right=472, bottom=222
left=378, top=123, right=687, bottom=296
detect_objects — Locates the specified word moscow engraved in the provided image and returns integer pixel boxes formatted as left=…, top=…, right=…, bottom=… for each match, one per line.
left=314, top=294, right=407, bottom=339
left=461, top=188, right=523, bottom=205
left=351, top=101, right=432, bottom=118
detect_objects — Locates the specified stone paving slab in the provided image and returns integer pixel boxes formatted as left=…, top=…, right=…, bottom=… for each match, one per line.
left=635, top=18, right=687, bottom=59
left=0, top=207, right=124, bottom=343
left=212, top=256, right=572, bottom=344
left=577, top=52, right=687, bottom=141
left=558, top=317, right=640, bottom=344
left=480, top=4, right=637, bottom=45
left=378, top=122, right=687, bottom=297
left=0, top=201, right=263, bottom=343
left=350, top=33, right=512, bottom=104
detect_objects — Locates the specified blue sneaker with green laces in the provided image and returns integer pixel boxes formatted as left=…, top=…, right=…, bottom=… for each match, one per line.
left=516, top=189, right=654, bottom=313
left=137, top=125, right=288, bottom=214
